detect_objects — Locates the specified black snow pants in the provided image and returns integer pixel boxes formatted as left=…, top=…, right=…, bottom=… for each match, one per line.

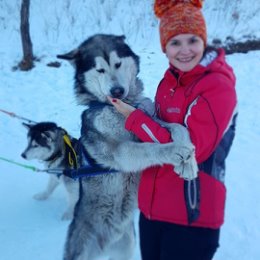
left=139, top=213, right=220, bottom=260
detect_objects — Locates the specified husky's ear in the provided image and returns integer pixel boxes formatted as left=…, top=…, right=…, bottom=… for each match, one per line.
left=22, top=122, right=33, bottom=130
left=57, top=48, right=79, bottom=67
left=116, top=35, right=126, bottom=43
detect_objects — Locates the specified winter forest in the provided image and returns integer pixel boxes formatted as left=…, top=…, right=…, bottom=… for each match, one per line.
left=0, top=0, right=260, bottom=259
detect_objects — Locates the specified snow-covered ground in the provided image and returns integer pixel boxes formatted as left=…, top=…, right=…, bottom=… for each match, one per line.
left=0, top=1, right=260, bottom=259
left=1, top=45, right=260, bottom=260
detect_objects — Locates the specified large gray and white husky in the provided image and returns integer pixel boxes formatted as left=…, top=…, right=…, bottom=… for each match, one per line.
left=21, top=122, right=79, bottom=220
left=58, top=34, right=197, bottom=260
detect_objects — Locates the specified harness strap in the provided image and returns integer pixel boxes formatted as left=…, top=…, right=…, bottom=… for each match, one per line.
left=63, top=134, right=79, bottom=169
left=62, top=140, right=118, bottom=179
left=63, top=165, right=118, bottom=179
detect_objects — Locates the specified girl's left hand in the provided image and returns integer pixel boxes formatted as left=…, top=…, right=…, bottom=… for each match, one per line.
left=107, top=96, right=136, bottom=118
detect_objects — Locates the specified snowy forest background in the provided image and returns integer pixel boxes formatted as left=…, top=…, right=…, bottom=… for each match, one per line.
left=1, top=0, right=260, bottom=61
left=0, top=0, right=260, bottom=260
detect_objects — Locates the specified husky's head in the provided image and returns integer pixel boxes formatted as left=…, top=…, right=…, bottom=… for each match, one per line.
left=57, top=34, right=144, bottom=105
left=21, top=122, right=64, bottom=162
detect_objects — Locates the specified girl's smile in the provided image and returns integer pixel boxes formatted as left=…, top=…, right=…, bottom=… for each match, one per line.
left=165, top=34, right=204, bottom=72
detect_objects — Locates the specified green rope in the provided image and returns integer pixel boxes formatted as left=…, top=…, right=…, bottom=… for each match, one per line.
left=0, top=156, right=39, bottom=172
left=0, top=156, right=63, bottom=175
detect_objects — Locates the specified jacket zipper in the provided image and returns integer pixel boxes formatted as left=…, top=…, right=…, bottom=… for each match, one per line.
left=169, top=69, right=182, bottom=96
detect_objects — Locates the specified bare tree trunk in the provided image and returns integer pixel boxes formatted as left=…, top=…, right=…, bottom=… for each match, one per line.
left=19, top=0, right=34, bottom=71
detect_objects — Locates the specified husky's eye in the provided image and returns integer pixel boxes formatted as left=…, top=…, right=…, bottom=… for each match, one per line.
left=97, top=68, right=105, bottom=73
left=115, top=62, right=121, bottom=69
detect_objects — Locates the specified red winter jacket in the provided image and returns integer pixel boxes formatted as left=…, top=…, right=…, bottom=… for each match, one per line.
left=125, top=49, right=237, bottom=228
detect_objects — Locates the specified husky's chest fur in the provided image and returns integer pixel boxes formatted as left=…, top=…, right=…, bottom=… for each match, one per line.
left=79, top=104, right=139, bottom=212
left=82, top=105, right=135, bottom=145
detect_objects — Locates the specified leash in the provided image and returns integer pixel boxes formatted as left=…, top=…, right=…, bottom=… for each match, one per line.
left=0, top=109, right=37, bottom=124
left=0, top=153, right=118, bottom=178
left=0, top=156, right=63, bottom=174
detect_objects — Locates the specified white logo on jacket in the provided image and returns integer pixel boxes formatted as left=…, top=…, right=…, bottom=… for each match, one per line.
left=167, top=107, right=181, bottom=114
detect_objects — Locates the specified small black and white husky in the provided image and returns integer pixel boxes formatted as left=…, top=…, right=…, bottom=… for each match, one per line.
left=21, top=122, right=79, bottom=220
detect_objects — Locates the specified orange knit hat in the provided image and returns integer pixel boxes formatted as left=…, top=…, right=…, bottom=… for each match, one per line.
left=154, top=0, right=207, bottom=52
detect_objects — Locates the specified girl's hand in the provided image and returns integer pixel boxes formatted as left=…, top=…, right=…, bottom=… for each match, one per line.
left=107, top=96, right=136, bottom=118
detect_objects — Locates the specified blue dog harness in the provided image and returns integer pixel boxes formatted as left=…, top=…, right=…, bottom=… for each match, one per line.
left=63, top=141, right=118, bottom=179
left=62, top=100, right=119, bottom=179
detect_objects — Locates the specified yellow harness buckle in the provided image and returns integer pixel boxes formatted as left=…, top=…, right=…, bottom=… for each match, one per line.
left=63, top=134, right=78, bottom=169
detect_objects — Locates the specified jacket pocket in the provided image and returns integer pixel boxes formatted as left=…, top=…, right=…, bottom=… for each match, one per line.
left=197, top=172, right=226, bottom=228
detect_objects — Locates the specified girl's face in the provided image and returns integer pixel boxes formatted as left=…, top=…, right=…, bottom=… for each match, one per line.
left=165, top=34, right=204, bottom=72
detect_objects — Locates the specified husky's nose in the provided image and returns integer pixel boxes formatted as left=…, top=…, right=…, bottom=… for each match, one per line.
left=110, top=86, right=125, bottom=98
left=21, top=153, right=27, bottom=159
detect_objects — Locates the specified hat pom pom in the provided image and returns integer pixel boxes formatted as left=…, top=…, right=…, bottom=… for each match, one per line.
left=154, top=0, right=174, bottom=18
left=191, top=0, right=204, bottom=8
left=154, top=0, right=204, bottom=18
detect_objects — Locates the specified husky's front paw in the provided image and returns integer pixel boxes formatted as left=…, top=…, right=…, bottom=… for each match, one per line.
left=33, top=192, right=49, bottom=200
left=173, top=147, right=198, bottom=180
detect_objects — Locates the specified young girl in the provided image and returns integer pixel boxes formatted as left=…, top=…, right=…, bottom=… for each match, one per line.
left=109, top=0, right=237, bottom=259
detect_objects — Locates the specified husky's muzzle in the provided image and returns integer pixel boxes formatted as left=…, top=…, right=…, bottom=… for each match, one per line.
left=110, top=86, right=125, bottom=99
